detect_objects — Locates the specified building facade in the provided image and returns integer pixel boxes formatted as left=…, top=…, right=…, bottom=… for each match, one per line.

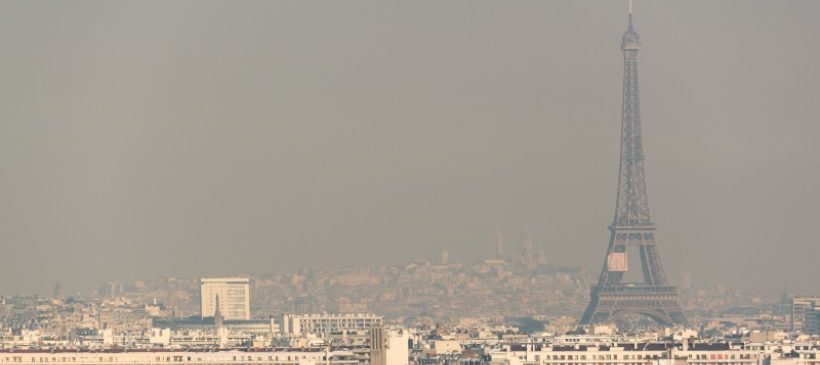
left=281, top=313, right=383, bottom=337
left=791, top=296, right=820, bottom=332
left=0, top=348, right=353, bottom=365
left=371, top=327, right=409, bottom=365
left=200, top=277, right=251, bottom=321
left=804, top=305, right=820, bottom=335
left=489, top=342, right=820, bottom=365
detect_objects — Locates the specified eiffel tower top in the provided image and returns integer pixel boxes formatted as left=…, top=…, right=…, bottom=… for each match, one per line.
left=622, top=1, right=641, bottom=51
left=612, top=0, right=652, bottom=228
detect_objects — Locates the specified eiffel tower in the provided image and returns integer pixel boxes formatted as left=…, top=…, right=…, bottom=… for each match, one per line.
left=580, top=2, right=686, bottom=327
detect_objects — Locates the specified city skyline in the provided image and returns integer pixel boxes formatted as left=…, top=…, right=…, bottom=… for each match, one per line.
left=1, top=1, right=819, bottom=295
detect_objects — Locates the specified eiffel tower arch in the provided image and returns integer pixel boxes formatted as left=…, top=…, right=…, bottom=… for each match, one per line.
left=580, top=4, right=686, bottom=327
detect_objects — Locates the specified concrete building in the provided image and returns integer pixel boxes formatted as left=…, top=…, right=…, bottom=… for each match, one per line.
left=201, top=277, right=251, bottom=320
left=371, top=327, right=409, bottom=365
left=281, top=313, right=383, bottom=337
left=489, top=342, right=820, bottom=365
left=0, top=348, right=354, bottom=365
left=153, top=316, right=279, bottom=336
left=385, top=329, right=409, bottom=365
left=804, top=305, right=820, bottom=335
left=791, top=296, right=820, bottom=332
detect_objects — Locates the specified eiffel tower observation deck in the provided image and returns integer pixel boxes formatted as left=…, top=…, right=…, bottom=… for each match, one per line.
left=580, top=1, right=687, bottom=327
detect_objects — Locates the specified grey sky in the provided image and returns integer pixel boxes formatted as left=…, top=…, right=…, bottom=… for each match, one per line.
left=0, top=1, right=818, bottom=295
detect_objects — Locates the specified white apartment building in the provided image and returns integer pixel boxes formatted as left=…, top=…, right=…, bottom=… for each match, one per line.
left=371, top=327, right=409, bottom=365
left=0, top=348, right=356, bottom=365
left=281, top=313, right=383, bottom=337
left=489, top=342, right=820, bottom=365
left=385, top=329, right=409, bottom=365
left=200, top=277, right=251, bottom=320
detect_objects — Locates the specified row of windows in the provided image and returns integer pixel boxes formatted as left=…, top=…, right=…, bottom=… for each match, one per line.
left=528, top=362, right=754, bottom=365
left=533, top=353, right=658, bottom=360
left=535, top=363, right=653, bottom=365
left=690, top=354, right=756, bottom=360
left=0, top=355, right=318, bottom=364
left=518, top=352, right=760, bottom=362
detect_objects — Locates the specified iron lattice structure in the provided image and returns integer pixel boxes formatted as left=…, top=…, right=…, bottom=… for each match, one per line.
left=580, top=9, right=687, bottom=326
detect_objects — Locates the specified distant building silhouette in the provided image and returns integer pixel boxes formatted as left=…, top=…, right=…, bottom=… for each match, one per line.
left=494, top=223, right=505, bottom=259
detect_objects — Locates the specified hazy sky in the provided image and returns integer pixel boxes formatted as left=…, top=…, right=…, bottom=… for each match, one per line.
left=1, top=1, right=819, bottom=296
